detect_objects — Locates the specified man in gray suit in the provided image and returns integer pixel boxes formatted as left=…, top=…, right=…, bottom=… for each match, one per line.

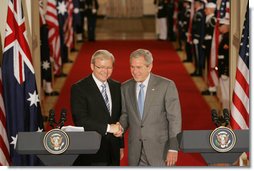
left=115, top=49, right=182, bottom=166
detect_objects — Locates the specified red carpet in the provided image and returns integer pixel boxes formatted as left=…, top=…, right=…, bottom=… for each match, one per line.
left=50, top=40, right=215, bottom=166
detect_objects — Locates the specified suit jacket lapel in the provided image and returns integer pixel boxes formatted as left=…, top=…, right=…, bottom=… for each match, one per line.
left=142, top=74, right=156, bottom=121
left=129, top=80, right=140, bottom=120
left=89, top=75, right=111, bottom=116
left=108, top=80, right=115, bottom=117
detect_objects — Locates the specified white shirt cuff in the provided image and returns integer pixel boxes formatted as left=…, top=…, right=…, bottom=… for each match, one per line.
left=106, top=124, right=110, bottom=134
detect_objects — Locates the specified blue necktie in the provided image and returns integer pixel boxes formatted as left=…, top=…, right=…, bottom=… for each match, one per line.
left=101, top=84, right=110, bottom=112
left=138, top=84, right=145, bottom=118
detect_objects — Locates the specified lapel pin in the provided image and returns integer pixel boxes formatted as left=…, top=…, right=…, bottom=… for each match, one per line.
left=152, top=88, right=155, bottom=91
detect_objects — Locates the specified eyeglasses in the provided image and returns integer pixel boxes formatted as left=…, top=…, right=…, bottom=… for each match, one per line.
left=94, top=64, right=113, bottom=70
left=130, top=65, right=149, bottom=70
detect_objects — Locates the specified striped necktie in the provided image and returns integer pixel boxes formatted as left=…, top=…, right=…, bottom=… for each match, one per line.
left=101, top=83, right=110, bottom=112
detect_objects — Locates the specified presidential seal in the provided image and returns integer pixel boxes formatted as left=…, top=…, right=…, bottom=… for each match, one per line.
left=210, top=126, right=236, bottom=153
left=43, top=129, right=70, bottom=154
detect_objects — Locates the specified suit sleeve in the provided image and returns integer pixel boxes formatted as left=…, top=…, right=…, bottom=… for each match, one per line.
left=119, top=85, right=129, bottom=132
left=165, top=81, right=182, bottom=151
left=71, top=84, right=108, bottom=135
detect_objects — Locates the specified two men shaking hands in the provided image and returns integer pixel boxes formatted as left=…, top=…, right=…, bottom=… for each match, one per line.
left=108, top=122, right=123, bottom=137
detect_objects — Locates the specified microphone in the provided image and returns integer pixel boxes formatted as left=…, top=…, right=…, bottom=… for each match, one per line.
left=211, top=109, right=220, bottom=127
left=223, top=108, right=230, bottom=127
left=59, top=108, right=67, bottom=128
left=49, top=109, right=56, bottom=128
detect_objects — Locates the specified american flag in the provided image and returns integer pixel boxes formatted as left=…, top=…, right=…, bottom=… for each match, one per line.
left=0, top=68, right=10, bottom=166
left=46, top=0, right=62, bottom=75
left=2, top=0, right=44, bottom=165
left=230, top=4, right=249, bottom=129
left=64, top=0, right=74, bottom=48
left=219, top=0, right=230, bottom=19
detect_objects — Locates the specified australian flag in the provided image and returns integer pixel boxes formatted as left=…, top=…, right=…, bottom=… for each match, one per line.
left=2, top=0, right=44, bottom=166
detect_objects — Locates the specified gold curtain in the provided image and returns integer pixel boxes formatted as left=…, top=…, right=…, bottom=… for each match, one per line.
left=106, top=0, right=143, bottom=18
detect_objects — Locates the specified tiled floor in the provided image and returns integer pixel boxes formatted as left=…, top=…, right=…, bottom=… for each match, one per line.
left=42, top=17, right=220, bottom=118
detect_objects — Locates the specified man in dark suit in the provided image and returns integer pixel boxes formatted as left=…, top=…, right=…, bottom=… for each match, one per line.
left=166, top=0, right=176, bottom=41
left=218, top=18, right=230, bottom=109
left=201, top=2, right=217, bottom=95
left=190, top=0, right=206, bottom=76
left=115, top=49, right=182, bottom=166
left=181, top=0, right=193, bottom=62
left=154, top=0, right=168, bottom=40
left=76, top=0, right=85, bottom=42
left=71, top=50, right=124, bottom=166
left=84, top=0, right=99, bottom=41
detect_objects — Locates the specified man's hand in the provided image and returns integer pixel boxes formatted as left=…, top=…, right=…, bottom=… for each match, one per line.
left=120, top=148, right=124, bottom=160
left=113, top=122, right=123, bottom=137
left=165, top=151, right=178, bottom=166
left=108, top=124, right=120, bottom=133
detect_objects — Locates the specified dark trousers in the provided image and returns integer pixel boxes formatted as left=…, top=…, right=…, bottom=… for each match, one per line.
left=87, top=14, right=97, bottom=41
left=76, top=12, right=85, bottom=39
left=204, top=40, right=212, bottom=69
left=193, top=43, right=204, bottom=75
left=167, top=3, right=176, bottom=41
left=185, top=42, right=193, bottom=61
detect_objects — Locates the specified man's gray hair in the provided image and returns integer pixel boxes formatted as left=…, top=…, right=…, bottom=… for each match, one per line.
left=91, top=50, right=115, bottom=64
left=130, top=49, right=153, bottom=65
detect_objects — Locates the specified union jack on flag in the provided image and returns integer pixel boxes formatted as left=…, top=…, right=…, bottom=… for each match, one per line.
left=2, top=0, right=44, bottom=165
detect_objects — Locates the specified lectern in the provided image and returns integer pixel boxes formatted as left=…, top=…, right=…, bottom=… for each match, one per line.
left=16, top=131, right=101, bottom=166
left=178, top=130, right=249, bottom=165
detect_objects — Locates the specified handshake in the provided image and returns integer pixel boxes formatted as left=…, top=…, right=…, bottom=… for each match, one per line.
left=108, top=122, right=123, bottom=137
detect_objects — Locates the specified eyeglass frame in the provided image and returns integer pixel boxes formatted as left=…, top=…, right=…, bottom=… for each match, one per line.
left=94, top=64, right=113, bottom=70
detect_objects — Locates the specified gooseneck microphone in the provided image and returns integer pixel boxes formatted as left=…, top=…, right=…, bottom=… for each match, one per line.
left=49, top=109, right=56, bottom=128
left=223, top=108, right=230, bottom=127
left=48, top=108, right=67, bottom=129
left=59, top=108, right=67, bottom=128
left=211, top=109, right=220, bottom=127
